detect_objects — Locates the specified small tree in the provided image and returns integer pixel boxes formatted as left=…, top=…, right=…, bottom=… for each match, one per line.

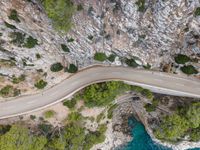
left=50, top=63, right=63, bottom=72
left=65, top=64, right=78, bottom=73
left=34, top=80, right=47, bottom=89
left=94, top=52, right=107, bottom=62
left=175, top=54, right=190, bottom=64
left=180, top=65, right=198, bottom=75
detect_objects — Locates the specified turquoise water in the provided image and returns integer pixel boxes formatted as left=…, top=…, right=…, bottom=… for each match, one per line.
left=120, top=117, right=200, bottom=150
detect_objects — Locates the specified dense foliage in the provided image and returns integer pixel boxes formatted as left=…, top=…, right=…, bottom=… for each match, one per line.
left=154, top=102, right=200, bottom=142
left=50, top=62, right=63, bottom=72
left=0, top=85, right=20, bottom=97
left=135, top=0, right=145, bottom=12
left=42, top=0, right=75, bottom=32
left=61, top=44, right=70, bottom=52
left=63, top=98, right=77, bottom=109
left=34, top=79, right=47, bottom=89
left=180, top=65, right=198, bottom=75
left=94, top=52, right=107, bottom=62
left=65, top=64, right=78, bottom=73
left=8, top=9, right=20, bottom=22
left=82, top=81, right=131, bottom=107
left=12, top=74, right=26, bottom=84
left=174, top=54, right=190, bottom=64
left=24, top=36, right=38, bottom=48
left=195, top=7, right=200, bottom=16
left=125, top=58, right=139, bottom=68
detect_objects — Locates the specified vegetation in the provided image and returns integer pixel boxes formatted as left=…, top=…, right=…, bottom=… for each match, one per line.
left=135, top=0, right=145, bottom=12
left=65, top=64, right=78, bottom=73
left=0, top=125, right=47, bottom=150
left=87, top=35, right=94, bottom=40
left=107, top=104, right=118, bottom=119
left=67, top=112, right=82, bottom=123
left=63, top=98, right=77, bottom=109
left=34, top=79, right=47, bottom=89
left=42, top=0, right=75, bottom=32
left=10, top=32, right=26, bottom=47
left=12, top=74, right=25, bottom=84
left=144, top=99, right=159, bottom=112
left=24, top=36, right=38, bottom=48
left=143, top=63, right=151, bottom=69
left=125, top=58, right=139, bottom=68
left=44, top=110, right=56, bottom=118
left=67, top=38, right=74, bottom=42
left=0, top=85, right=20, bottom=97
left=82, top=81, right=131, bottom=107
left=36, top=53, right=41, bottom=59
left=180, top=65, right=198, bottom=75
left=174, top=54, right=190, bottom=64
left=61, top=44, right=70, bottom=52
left=94, top=52, right=107, bottom=62
left=50, top=62, right=63, bottom=72
left=8, top=9, right=20, bottom=22
left=154, top=102, right=200, bottom=142
left=108, top=54, right=116, bottom=62
left=4, top=21, right=17, bottom=29
left=77, top=4, right=84, bottom=11
left=194, top=7, right=200, bottom=16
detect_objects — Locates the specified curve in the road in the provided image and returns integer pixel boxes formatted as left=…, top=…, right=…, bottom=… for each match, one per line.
left=0, top=66, right=200, bottom=119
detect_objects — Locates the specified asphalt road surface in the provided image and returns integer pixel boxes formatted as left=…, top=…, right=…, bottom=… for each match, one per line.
left=0, top=66, right=200, bottom=119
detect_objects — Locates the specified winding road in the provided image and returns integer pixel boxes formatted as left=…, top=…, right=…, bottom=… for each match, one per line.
left=0, top=66, right=200, bottom=119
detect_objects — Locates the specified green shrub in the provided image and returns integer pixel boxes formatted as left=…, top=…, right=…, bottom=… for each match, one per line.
left=63, top=98, right=77, bottom=109
left=44, top=110, right=56, bottom=118
left=180, top=65, right=198, bottom=75
left=108, top=54, right=116, bottom=62
left=125, top=58, right=139, bottom=68
left=135, top=0, right=145, bottom=12
left=12, top=74, right=25, bottom=84
left=24, top=36, right=38, bottom=48
left=4, top=22, right=17, bottom=29
left=34, top=79, right=47, bottom=89
left=67, top=112, right=82, bottom=123
left=77, top=4, right=84, bottom=11
left=194, top=7, right=200, bottom=16
left=8, top=9, right=20, bottom=22
left=87, top=35, right=93, bottom=40
left=141, top=89, right=154, bottom=100
left=107, top=104, right=118, bottom=119
left=94, top=52, right=107, bottom=62
left=50, top=62, right=63, bottom=72
left=96, top=112, right=105, bottom=123
left=42, top=0, right=75, bottom=32
left=36, top=53, right=41, bottom=59
left=65, top=64, right=78, bottom=73
left=144, top=99, right=159, bottom=112
left=190, top=127, right=200, bottom=142
left=175, top=54, right=190, bottom=64
left=143, top=63, right=151, bottom=69
left=30, top=115, right=36, bottom=120
left=67, top=38, right=74, bottom=42
left=0, top=85, right=20, bottom=97
left=61, top=44, right=70, bottom=52
left=10, top=32, right=26, bottom=47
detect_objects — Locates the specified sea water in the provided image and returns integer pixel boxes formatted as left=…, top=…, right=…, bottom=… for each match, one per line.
left=121, top=117, right=200, bottom=150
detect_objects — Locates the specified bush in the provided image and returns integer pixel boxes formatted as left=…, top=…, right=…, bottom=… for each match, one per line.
left=94, top=52, right=107, bottom=62
left=61, top=44, right=70, bottom=52
left=42, top=0, right=75, bottom=32
left=141, top=89, right=154, bottom=100
left=30, top=115, right=36, bottom=120
left=108, top=54, right=116, bottom=62
left=4, top=22, right=16, bottom=29
left=0, top=85, right=20, bottom=97
left=36, top=53, right=41, bottom=59
left=180, top=65, right=198, bottom=75
left=67, top=38, right=74, bottom=42
left=44, top=110, right=56, bottom=118
left=144, top=99, right=159, bottom=112
left=175, top=54, right=190, bottom=64
left=10, top=32, right=26, bottom=47
left=107, top=104, right=118, bottom=119
left=77, top=4, right=84, bottom=11
left=12, top=74, right=25, bottom=84
left=135, top=0, right=145, bottom=12
left=24, top=36, right=38, bottom=48
left=67, top=112, right=82, bottom=123
left=65, top=64, right=78, bottom=73
left=34, top=79, right=47, bottom=89
left=8, top=9, right=20, bottom=22
left=50, top=63, right=63, bottom=72
left=194, top=7, right=200, bottom=16
left=63, top=98, right=77, bottom=109
left=125, top=58, right=139, bottom=68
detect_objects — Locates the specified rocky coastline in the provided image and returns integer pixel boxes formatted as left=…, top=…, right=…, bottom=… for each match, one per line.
left=95, top=94, right=200, bottom=150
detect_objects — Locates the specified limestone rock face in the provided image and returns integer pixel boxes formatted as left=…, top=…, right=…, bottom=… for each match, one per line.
left=0, top=0, right=200, bottom=95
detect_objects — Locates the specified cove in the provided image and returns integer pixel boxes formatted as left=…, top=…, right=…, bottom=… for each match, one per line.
left=120, top=117, right=200, bottom=150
